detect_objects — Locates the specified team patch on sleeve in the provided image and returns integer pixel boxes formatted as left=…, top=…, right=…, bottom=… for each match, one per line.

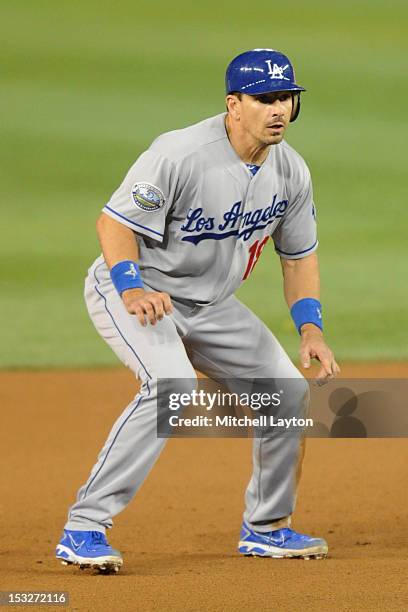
left=131, top=182, right=165, bottom=212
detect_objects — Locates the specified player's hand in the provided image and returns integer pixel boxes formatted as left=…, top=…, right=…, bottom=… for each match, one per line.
left=299, top=324, right=340, bottom=385
left=122, top=288, right=173, bottom=326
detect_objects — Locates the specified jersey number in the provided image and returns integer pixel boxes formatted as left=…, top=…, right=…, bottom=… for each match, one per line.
left=242, top=236, right=269, bottom=280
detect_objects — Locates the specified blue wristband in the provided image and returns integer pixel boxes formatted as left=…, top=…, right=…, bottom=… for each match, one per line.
left=290, top=298, right=323, bottom=335
left=110, top=260, right=144, bottom=296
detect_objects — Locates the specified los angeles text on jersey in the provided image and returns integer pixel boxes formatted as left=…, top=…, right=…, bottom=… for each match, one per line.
left=180, top=195, right=288, bottom=245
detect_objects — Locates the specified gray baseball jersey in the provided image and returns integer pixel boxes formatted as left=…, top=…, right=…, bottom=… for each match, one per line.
left=99, top=112, right=317, bottom=303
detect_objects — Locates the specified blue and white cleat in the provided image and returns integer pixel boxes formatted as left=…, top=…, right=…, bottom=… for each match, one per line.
left=56, top=530, right=123, bottom=573
left=238, top=522, right=328, bottom=560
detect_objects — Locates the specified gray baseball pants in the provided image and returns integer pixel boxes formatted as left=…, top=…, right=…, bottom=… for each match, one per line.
left=65, top=261, right=308, bottom=534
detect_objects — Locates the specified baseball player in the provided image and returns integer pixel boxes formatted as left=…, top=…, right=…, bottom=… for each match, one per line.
left=56, top=49, right=339, bottom=573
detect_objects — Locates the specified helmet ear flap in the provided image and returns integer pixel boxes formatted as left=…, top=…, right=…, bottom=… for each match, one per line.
left=290, top=93, right=301, bottom=122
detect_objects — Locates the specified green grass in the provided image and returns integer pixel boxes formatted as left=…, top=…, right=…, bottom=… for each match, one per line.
left=1, top=0, right=407, bottom=367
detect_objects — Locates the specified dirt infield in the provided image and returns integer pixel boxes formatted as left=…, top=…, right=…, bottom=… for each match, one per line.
left=1, top=364, right=407, bottom=611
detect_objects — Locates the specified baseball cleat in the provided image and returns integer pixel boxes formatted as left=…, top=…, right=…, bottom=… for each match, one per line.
left=238, top=522, right=328, bottom=559
left=56, top=530, right=123, bottom=574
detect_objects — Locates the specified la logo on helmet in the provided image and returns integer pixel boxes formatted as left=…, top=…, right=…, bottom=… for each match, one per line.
left=265, top=60, right=290, bottom=81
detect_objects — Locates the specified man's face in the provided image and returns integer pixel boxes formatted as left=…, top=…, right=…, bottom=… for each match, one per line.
left=227, top=91, right=294, bottom=146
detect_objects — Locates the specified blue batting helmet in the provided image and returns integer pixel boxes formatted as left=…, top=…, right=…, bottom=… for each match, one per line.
left=225, top=49, right=305, bottom=121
